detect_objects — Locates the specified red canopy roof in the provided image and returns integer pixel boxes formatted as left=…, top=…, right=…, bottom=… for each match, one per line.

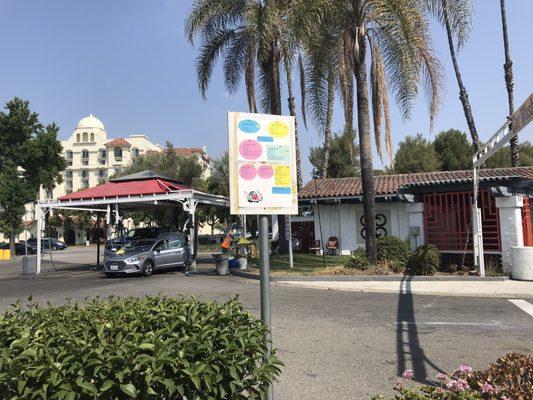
left=59, top=178, right=190, bottom=201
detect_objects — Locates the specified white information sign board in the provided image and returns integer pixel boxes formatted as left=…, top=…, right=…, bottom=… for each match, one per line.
left=228, top=111, right=298, bottom=215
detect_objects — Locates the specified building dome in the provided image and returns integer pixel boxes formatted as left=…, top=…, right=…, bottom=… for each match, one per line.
left=76, top=114, right=105, bottom=130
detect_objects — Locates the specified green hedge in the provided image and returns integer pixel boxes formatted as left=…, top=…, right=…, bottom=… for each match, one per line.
left=407, top=244, right=441, bottom=276
left=0, top=296, right=282, bottom=399
left=377, top=237, right=411, bottom=272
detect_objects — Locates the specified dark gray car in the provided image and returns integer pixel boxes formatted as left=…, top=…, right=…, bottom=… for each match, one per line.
left=103, top=233, right=189, bottom=277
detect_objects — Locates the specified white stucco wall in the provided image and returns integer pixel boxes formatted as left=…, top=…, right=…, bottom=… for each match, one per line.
left=495, top=196, right=524, bottom=273
left=313, top=201, right=424, bottom=255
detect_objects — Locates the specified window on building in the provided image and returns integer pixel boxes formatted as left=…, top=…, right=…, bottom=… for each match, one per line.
left=81, top=170, right=89, bottom=178
left=132, top=147, right=139, bottom=158
left=82, top=179, right=89, bottom=189
left=66, top=150, right=73, bottom=167
left=45, top=189, right=53, bottom=199
left=98, top=148, right=106, bottom=165
left=90, top=132, right=95, bottom=142
left=114, top=147, right=122, bottom=162
left=76, top=133, right=80, bottom=142
left=66, top=170, right=73, bottom=179
left=98, top=169, right=107, bottom=178
left=82, top=132, right=88, bottom=142
left=114, top=166, right=122, bottom=175
left=81, top=149, right=89, bottom=165
left=66, top=180, right=73, bottom=190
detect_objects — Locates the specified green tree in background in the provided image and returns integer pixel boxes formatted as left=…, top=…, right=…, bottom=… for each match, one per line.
left=433, top=129, right=474, bottom=171
left=393, top=134, right=442, bottom=174
left=309, top=130, right=360, bottom=178
left=0, top=98, right=66, bottom=256
left=486, top=142, right=533, bottom=168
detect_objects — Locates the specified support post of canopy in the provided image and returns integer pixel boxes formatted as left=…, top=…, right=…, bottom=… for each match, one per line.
left=36, top=204, right=43, bottom=274
left=188, top=197, right=197, bottom=271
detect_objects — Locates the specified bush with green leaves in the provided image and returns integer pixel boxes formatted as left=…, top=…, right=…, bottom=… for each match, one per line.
left=345, top=248, right=372, bottom=270
left=377, top=236, right=411, bottom=272
left=407, top=244, right=440, bottom=276
left=0, top=296, right=282, bottom=399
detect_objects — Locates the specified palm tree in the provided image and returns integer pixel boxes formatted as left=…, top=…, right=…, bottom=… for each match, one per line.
left=299, top=0, right=443, bottom=262
left=185, top=0, right=260, bottom=113
left=499, top=0, right=520, bottom=166
left=186, top=0, right=307, bottom=190
left=425, top=0, right=480, bottom=151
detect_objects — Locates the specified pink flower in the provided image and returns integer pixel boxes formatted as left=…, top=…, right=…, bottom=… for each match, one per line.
left=446, top=379, right=470, bottom=392
left=402, top=369, right=414, bottom=379
left=459, top=364, right=473, bottom=374
left=437, top=373, right=447, bottom=381
left=481, top=382, right=495, bottom=394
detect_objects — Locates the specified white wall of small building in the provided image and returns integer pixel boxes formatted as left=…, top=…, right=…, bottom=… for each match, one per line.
left=312, top=201, right=424, bottom=255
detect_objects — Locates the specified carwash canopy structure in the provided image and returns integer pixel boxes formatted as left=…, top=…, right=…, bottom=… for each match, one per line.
left=35, top=171, right=229, bottom=274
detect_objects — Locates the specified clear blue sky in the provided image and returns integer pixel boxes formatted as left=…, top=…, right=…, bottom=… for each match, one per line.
left=0, top=0, right=531, bottom=180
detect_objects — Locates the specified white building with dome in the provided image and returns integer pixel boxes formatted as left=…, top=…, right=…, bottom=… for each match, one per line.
left=47, top=114, right=163, bottom=199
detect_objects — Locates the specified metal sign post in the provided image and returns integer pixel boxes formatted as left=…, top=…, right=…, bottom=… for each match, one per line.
left=228, top=112, right=298, bottom=400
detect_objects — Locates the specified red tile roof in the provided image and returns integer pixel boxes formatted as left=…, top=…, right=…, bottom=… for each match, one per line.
left=105, top=138, right=131, bottom=147
left=58, top=178, right=190, bottom=201
left=299, top=167, right=533, bottom=199
left=174, top=147, right=210, bottom=161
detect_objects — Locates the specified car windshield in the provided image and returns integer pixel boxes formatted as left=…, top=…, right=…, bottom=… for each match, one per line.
left=122, top=239, right=156, bottom=252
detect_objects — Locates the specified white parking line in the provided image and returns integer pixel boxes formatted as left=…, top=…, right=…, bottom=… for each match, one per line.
left=395, top=321, right=503, bottom=327
left=508, top=299, right=533, bottom=317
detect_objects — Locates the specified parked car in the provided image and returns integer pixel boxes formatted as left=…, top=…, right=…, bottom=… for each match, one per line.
left=27, top=237, right=67, bottom=250
left=103, top=233, right=189, bottom=277
left=0, top=241, right=38, bottom=255
left=105, top=227, right=170, bottom=252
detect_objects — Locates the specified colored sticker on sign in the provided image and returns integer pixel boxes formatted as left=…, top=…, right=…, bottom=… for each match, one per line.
left=239, top=164, right=257, bottom=180
left=257, top=165, right=274, bottom=179
left=267, top=145, right=290, bottom=161
left=268, top=121, right=289, bottom=138
left=274, top=165, right=291, bottom=186
left=238, top=119, right=260, bottom=133
left=239, top=139, right=262, bottom=160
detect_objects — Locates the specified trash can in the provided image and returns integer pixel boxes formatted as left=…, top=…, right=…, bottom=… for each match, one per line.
left=22, top=255, right=37, bottom=275
left=212, top=253, right=229, bottom=276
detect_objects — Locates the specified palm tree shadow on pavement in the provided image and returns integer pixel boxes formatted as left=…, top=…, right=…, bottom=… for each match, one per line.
left=396, top=275, right=445, bottom=384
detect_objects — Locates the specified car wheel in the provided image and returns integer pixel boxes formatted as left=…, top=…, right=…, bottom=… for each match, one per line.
left=142, top=260, right=154, bottom=277
left=52, top=245, right=58, bottom=250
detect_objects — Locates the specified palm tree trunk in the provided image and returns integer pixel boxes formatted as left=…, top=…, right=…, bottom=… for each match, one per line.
left=321, top=69, right=335, bottom=179
left=246, top=38, right=258, bottom=113
left=442, top=0, right=480, bottom=151
left=499, top=0, right=520, bottom=166
left=285, top=59, right=303, bottom=190
left=354, top=37, right=377, bottom=264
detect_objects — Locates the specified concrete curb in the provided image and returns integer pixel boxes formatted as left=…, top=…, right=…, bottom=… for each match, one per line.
left=229, top=268, right=509, bottom=282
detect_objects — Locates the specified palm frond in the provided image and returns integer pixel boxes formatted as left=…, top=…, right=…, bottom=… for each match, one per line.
left=298, top=53, right=307, bottom=129
left=196, top=27, right=238, bottom=99
left=423, top=0, right=473, bottom=49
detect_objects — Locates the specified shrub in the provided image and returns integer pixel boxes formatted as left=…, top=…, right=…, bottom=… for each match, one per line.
left=0, top=296, right=282, bottom=399
left=377, top=236, right=411, bottom=272
left=407, top=244, right=440, bottom=276
left=372, top=353, right=532, bottom=399
left=345, top=248, right=371, bottom=270
left=470, top=352, right=533, bottom=398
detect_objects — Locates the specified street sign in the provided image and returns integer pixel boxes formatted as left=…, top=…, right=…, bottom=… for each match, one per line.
left=228, top=112, right=298, bottom=215
left=512, top=92, right=533, bottom=135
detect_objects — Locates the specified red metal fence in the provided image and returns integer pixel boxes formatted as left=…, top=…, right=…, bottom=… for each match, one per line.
left=523, top=197, right=533, bottom=246
left=423, top=190, right=501, bottom=252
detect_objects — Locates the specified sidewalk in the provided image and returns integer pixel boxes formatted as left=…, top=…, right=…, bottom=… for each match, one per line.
left=277, top=279, right=533, bottom=298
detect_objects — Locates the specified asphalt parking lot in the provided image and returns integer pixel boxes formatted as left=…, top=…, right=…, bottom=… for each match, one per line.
left=0, top=247, right=532, bottom=399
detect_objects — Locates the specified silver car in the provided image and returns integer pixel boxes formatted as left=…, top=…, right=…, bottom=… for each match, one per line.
left=103, top=234, right=189, bottom=277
